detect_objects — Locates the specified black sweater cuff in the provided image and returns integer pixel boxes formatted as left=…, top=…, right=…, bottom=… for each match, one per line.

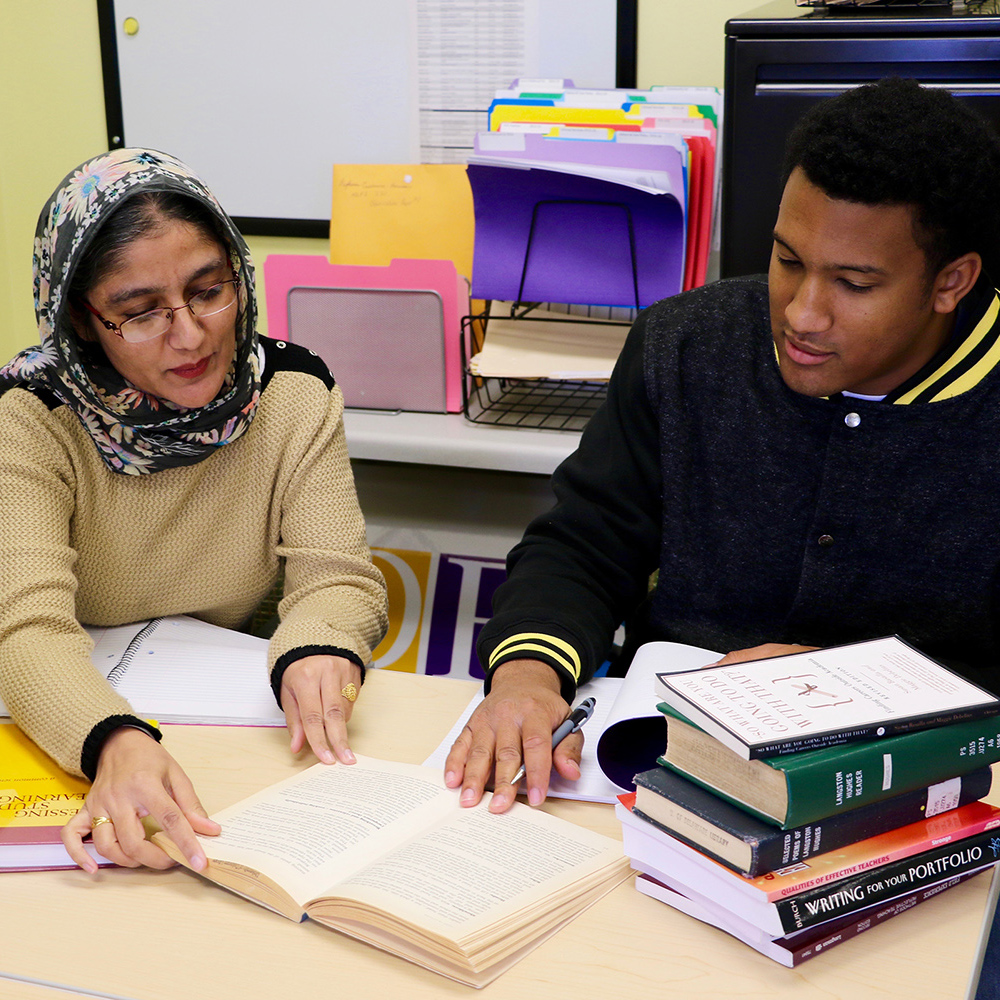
left=80, top=715, right=163, bottom=781
left=270, top=646, right=366, bottom=708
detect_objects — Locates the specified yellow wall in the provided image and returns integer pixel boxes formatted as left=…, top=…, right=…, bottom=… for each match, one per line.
left=0, top=0, right=748, bottom=361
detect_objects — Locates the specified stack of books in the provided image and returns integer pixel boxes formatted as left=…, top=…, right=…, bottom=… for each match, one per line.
left=466, top=80, right=721, bottom=309
left=615, top=636, right=1000, bottom=966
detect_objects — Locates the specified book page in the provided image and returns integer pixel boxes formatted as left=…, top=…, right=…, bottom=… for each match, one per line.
left=422, top=641, right=720, bottom=799
left=323, top=794, right=627, bottom=937
left=193, top=757, right=461, bottom=907
left=421, top=676, right=622, bottom=802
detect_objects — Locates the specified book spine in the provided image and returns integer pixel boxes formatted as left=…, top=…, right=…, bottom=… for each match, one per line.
left=759, top=768, right=995, bottom=874
left=775, top=830, right=1000, bottom=934
left=749, top=700, right=1000, bottom=759
left=639, top=767, right=994, bottom=877
left=781, top=715, right=1000, bottom=828
left=763, top=772, right=996, bottom=876
left=787, top=869, right=982, bottom=964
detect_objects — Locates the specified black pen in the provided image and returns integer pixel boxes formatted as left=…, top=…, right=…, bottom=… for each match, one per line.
left=510, top=696, right=597, bottom=786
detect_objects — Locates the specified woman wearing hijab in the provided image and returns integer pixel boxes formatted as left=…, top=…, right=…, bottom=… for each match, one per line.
left=0, top=149, right=388, bottom=873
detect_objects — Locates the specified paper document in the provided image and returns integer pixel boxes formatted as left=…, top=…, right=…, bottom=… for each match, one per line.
left=469, top=302, right=629, bottom=380
left=422, top=641, right=720, bottom=802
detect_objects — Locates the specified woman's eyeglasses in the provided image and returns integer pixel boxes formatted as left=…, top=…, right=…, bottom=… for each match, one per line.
left=82, top=278, right=239, bottom=344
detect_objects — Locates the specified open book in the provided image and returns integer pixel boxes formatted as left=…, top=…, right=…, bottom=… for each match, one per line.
left=0, top=616, right=282, bottom=726
left=152, top=755, right=630, bottom=987
left=423, top=641, right=721, bottom=802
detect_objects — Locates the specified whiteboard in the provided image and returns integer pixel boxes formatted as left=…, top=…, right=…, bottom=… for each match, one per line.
left=98, top=0, right=636, bottom=235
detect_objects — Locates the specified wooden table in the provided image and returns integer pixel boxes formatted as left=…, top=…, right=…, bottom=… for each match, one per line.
left=0, top=670, right=992, bottom=999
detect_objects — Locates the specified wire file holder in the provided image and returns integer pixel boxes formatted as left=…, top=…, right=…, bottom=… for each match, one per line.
left=460, top=304, right=628, bottom=432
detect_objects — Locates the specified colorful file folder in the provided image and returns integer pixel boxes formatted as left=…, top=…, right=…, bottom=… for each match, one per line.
left=263, top=255, right=468, bottom=413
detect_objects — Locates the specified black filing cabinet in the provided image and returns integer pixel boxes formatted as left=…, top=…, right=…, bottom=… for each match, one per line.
left=722, top=0, right=1000, bottom=278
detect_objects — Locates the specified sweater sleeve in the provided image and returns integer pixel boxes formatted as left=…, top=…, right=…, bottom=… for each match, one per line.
left=0, top=390, right=145, bottom=777
left=476, top=312, right=663, bottom=700
left=267, top=380, right=388, bottom=695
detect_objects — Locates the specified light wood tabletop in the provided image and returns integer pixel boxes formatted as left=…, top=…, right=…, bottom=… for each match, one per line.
left=0, top=669, right=993, bottom=1000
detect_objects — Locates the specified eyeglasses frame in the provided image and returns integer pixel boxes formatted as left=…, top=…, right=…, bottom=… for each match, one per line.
left=80, top=276, right=240, bottom=344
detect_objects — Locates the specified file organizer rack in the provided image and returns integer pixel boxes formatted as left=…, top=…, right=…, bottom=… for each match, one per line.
left=461, top=304, right=630, bottom=432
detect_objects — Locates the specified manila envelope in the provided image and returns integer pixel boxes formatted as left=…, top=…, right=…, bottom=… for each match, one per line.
left=330, top=164, right=475, bottom=282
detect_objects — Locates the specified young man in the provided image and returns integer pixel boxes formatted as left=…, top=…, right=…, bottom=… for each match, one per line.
left=445, top=78, right=1000, bottom=813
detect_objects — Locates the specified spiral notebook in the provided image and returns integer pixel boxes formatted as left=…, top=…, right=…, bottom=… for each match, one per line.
left=0, top=616, right=284, bottom=726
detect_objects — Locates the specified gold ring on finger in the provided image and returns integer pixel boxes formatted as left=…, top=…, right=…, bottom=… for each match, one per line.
left=91, top=816, right=113, bottom=830
left=341, top=683, right=358, bottom=703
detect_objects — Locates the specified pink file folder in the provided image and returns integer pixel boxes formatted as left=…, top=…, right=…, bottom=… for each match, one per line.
left=263, top=255, right=468, bottom=413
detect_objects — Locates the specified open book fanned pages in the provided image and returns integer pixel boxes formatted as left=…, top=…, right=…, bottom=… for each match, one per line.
left=153, top=755, right=631, bottom=988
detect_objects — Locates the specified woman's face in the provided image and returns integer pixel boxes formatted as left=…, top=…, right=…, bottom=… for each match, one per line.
left=82, top=218, right=238, bottom=409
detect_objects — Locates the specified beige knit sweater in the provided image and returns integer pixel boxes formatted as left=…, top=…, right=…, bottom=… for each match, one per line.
left=0, top=346, right=388, bottom=775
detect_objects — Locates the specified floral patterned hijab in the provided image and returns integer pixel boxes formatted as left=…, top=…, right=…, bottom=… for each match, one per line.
left=0, top=148, right=261, bottom=475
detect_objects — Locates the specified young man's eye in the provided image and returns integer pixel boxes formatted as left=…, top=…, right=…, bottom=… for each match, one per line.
left=840, top=279, right=874, bottom=293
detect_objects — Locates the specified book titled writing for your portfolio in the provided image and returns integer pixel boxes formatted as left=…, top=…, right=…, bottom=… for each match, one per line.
left=616, top=800, right=1000, bottom=936
left=635, top=869, right=984, bottom=969
left=647, top=636, right=1000, bottom=760
left=153, top=755, right=631, bottom=988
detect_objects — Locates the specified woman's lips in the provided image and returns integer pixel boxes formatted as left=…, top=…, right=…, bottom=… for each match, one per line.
left=783, top=335, right=834, bottom=366
left=170, top=356, right=211, bottom=379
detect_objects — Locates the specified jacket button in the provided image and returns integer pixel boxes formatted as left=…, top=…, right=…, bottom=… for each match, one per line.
left=818, top=534, right=834, bottom=547
left=845, top=412, right=861, bottom=428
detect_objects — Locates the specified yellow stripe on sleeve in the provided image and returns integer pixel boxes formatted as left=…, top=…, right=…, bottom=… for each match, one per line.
left=489, top=633, right=582, bottom=681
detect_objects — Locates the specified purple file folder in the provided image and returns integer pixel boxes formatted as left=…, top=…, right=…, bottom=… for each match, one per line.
left=467, top=157, right=685, bottom=307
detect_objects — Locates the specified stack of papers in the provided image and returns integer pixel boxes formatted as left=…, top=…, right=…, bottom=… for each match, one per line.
left=468, top=301, right=629, bottom=381
left=467, top=80, right=721, bottom=308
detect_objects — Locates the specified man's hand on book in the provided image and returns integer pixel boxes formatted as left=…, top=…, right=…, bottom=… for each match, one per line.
left=62, top=728, right=220, bottom=873
left=280, top=654, right=363, bottom=766
left=444, top=659, right=583, bottom=814
left=709, top=643, right=818, bottom=666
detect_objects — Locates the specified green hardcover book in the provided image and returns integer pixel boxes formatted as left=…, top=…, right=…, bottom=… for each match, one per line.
left=658, top=703, right=1000, bottom=829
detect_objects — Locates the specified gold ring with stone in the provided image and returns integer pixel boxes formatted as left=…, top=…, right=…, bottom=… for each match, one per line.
left=341, top=683, right=358, bottom=703
left=91, top=816, right=113, bottom=830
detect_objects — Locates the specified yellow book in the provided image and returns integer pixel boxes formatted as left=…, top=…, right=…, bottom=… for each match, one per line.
left=0, top=722, right=109, bottom=871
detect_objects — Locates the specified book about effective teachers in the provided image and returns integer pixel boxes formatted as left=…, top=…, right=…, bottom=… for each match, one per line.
left=649, top=635, right=1000, bottom=760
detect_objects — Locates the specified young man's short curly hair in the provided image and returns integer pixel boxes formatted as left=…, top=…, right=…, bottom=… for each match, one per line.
left=782, top=77, right=1000, bottom=278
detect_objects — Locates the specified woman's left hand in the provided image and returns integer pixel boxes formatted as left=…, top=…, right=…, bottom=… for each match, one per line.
left=280, top=654, right=362, bottom=765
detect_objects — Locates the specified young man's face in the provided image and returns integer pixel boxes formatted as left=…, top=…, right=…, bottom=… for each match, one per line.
left=769, top=167, right=966, bottom=398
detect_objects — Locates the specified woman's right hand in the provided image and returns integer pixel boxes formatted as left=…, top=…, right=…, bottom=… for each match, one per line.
left=61, top=727, right=220, bottom=873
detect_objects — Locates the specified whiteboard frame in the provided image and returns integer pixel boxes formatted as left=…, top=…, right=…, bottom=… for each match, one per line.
left=97, top=0, right=638, bottom=237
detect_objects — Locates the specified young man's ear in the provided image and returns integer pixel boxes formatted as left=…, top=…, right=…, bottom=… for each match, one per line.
left=932, top=252, right=982, bottom=315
